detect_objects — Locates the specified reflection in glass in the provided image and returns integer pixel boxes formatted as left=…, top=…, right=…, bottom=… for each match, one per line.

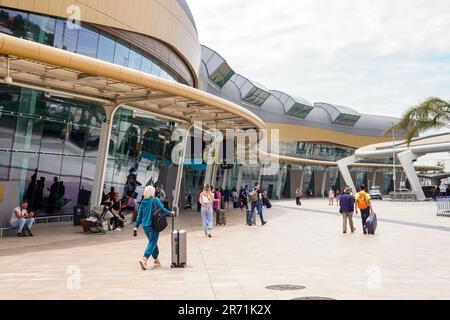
left=0, top=150, right=11, bottom=180
left=151, top=62, right=161, bottom=77
left=0, top=113, right=16, bottom=149
left=60, top=154, right=83, bottom=212
left=0, top=8, right=28, bottom=38
left=40, top=120, right=67, bottom=154
left=97, top=34, right=115, bottom=63
left=9, top=152, right=38, bottom=200
left=128, top=49, right=143, bottom=71
left=27, top=14, right=55, bottom=45
left=77, top=26, right=99, bottom=58
left=141, top=56, right=153, bottom=74
left=62, top=21, right=78, bottom=52
left=114, top=41, right=130, bottom=67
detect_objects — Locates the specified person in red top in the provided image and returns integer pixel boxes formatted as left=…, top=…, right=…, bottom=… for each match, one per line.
left=214, top=187, right=222, bottom=226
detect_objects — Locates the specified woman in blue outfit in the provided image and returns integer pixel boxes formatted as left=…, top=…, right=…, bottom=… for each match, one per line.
left=134, top=185, right=174, bottom=270
left=199, top=184, right=215, bottom=238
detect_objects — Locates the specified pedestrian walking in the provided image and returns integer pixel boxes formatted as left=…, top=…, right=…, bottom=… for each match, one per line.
left=134, top=186, right=175, bottom=270
left=354, top=184, right=373, bottom=235
left=339, top=187, right=356, bottom=234
left=199, top=184, right=215, bottom=237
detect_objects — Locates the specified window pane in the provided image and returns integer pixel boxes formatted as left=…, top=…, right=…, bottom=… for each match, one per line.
left=97, top=34, right=115, bottom=63
left=128, top=49, right=142, bottom=70
left=114, top=41, right=130, bottom=67
left=9, top=152, right=39, bottom=201
left=40, top=120, right=67, bottom=154
left=0, top=113, right=16, bottom=149
left=54, top=19, right=64, bottom=49
left=62, top=21, right=79, bottom=52
left=160, top=68, right=168, bottom=79
left=0, top=8, right=28, bottom=38
left=151, top=62, right=161, bottom=77
left=0, top=150, right=10, bottom=180
left=27, top=14, right=55, bottom=45
left=76, top=26, right=99, bottom=58
left=60, top=154, right=83, bottom=212
left=141, top=56, right=153, bottom=74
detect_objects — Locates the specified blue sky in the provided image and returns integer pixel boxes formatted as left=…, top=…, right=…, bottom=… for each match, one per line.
left=187, top=0, right=450, bottom=118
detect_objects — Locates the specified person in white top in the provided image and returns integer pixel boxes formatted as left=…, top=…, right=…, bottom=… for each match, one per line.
left=11, top=200, right=35, bottom=237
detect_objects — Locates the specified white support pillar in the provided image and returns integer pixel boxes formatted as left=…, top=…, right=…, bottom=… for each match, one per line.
left=336, top=155, right=357, bottom=194
left=371, top=171, right=377, bottom=189
left=321, top=170, right=328, bottom=197
left=257, top=165, right=263, bottom=183
left=398, top=150, right=426, bottom=201
left=91, top=104, right=115, bottom=210
left=275, top=167, right=284, bottom=200
left=222, top=169, right=229, bottom=189
left=211, top=163, right=218, bottom=188
left=236, top=165, right=244, bottom=190
left=204, top=164, right=213, bottom=187
left=299, top=170, right=305, bottom=193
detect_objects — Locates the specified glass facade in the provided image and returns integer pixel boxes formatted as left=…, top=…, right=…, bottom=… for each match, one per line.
left=279, top=142, right=355, bottom=162
left=210, top=63, right=235, bottom=89
left=242, top=87, right=271, bottom=107
left=0, top=7, right=183, bottom=84
left=0, top=84, right=189, bottom=216
left=0, top=84, right=105, bottom=215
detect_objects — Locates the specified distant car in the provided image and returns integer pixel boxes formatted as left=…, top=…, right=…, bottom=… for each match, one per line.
left=369, top=186, right=383, bottom=200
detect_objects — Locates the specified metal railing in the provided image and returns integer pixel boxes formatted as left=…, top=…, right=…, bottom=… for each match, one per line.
left=436, top=197, right=450, bottom=217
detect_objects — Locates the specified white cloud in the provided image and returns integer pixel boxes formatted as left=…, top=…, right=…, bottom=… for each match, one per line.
left=187, top=0, right=450, bottom=117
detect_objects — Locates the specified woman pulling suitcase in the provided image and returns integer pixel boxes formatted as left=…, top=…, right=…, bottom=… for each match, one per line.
left=133, top=185, right=175, bottom=270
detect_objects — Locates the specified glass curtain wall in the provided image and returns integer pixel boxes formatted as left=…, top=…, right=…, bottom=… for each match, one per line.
left=0, top=7, right=183, bottom=83
left=0, top=84, right=105, bottom=215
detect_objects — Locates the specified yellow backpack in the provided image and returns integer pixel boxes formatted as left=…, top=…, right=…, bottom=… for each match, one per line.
left=357, top=192, right=369, bottom=209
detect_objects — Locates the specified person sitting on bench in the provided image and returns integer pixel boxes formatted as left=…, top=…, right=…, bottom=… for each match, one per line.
left=11, top=200, right=35, bottom=237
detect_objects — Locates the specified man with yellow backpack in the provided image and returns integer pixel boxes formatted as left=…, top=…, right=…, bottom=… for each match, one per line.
left=354, top=184, right=374, bottom=235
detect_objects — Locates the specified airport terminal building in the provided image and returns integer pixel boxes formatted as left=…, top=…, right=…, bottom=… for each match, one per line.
left=0, top=0, right=435, bottom=217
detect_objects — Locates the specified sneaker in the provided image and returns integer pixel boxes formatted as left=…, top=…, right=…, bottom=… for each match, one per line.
left=17, top=232, right=24, bottom=237
left=115, top=228, right=122, bottom=232
left=351, top=229, right=356, bottom=233
left=343, top=231, right=347, bottom=234
left=262, top=221, right=268, bottom=226
left=139, top=259, right=148, bottom=271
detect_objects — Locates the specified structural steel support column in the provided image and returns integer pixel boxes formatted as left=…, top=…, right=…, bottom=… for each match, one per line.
left=321, top=170, right=328, bottom=197
left=222, top=169, right=229, bottom=189
left=91, top=104, right=115, bottom=210
left=275, top=167, right=284, bottom=200
left=398, top=150, right=426, bottom=201
left=211, top=163, right=218, bottom=188
left=204, top=163, right=214, bottom=187
left=336, top=155, right=357, bottom=194
left=236, top=165, right=244, bottom=190
left=371, top=171, right=377, bottom=189
left=299, top=170, right=305, bottom=193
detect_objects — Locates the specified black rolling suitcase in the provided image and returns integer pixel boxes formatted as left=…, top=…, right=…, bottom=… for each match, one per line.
left=217, top=209, right=226, bottom=226
left=366, top=212, right=378, bottom=235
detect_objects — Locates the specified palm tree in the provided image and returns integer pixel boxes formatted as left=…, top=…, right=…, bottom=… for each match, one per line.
left=388, top=97, right=450, bottom=145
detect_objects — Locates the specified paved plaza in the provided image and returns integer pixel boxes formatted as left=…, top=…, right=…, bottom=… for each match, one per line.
left=0, top=199, right=449, bottom=300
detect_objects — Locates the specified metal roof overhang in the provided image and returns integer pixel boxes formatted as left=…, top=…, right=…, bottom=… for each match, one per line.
left=0, top=33, right=265, bottom=131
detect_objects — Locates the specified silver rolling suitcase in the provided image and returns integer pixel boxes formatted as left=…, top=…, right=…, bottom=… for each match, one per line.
left=171, top=216, right=187, bottom=268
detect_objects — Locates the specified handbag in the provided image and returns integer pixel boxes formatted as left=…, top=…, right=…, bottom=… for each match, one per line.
left=152, top=198, right=168, bottom=232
